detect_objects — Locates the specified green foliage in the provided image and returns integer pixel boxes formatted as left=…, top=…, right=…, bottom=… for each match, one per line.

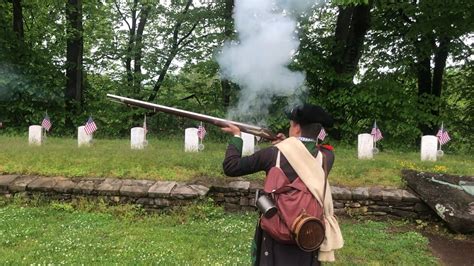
left=336, top=220, right=437, bottom=265
left=0, top=201, right=438, bottom=264
left=294, top=1, right=473, bottom=152
left=0, top=0, right=472, bottom=153
left=325, top=74, right=424, bottom=147
left=441, top=66, right=474, bottom=153
left=50, top=202, right=75, bottom=213
left=0, top=201, right=256, bottom=264
left=332, top=0, right=369, bottom=5
left=0, top=1, right=65, bottom=134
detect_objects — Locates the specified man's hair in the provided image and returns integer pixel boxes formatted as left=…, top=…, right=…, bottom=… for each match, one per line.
left=300, top=123, right=322, bottom=139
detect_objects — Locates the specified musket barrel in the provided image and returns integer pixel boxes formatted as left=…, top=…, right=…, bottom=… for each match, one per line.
left=106, top=94, right=277, bottom=140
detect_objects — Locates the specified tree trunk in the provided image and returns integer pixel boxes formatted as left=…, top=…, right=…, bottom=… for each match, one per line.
left=329, top=1, right=372, bottom=91
left=342, top=4, right=371, bottom=75
left=416, top=58, right=432, bottom=97
left=422, top=37, right=450, bottom=134
left=12, top=0, right=23, bottom=40
left=432, top=37, right=450, bottom=98
left=65, top=0, right=84, bottom=131
left=125, top=0, right=138, bottom=89
left=414, top=34, right=450, bottom=135
left=133, top=5, right=150, bottom=94
left=332, top=6, right=354, bottom=74
left=220, top=0, right=234, bottom=108
left=148, top=47, right=178, bottom=102
left=415, top=53, right=432, bottom=135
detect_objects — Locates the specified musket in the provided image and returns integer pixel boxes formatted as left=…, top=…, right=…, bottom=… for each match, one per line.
left=106, top=94, right=277, bottom=141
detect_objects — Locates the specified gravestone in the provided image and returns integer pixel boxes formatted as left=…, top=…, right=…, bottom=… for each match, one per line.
left=185, top=128, right=199, bottom=152
left=242, top=132, right=255, bottom=156
left=357, top=133, right=373, bottom=159
left=131, top=127, right=146, bottom=150
left=421, top=135, right=437, bottom=161
left=28, top=125, right=43, bottom=145
left=78, top=126, right=93, bottom=147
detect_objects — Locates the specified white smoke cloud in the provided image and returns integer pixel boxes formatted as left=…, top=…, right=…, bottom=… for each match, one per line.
left=217, top=0, right=317, bottom=124
left=275, top=0, right=317, bottom=13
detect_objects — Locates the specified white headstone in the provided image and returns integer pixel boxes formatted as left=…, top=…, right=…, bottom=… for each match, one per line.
left=421, top=135, right=438, bottom=161
left=358, top=133, right=374, bottom=159
left=78, top=126, right=93, bottom=147
left=242, top=132, right=255, bottom=156
left=185, top=128, right=199, bottom=152
left=131, top=127, right=146, bottom=150
left=28, top=125, right=43, bottom=145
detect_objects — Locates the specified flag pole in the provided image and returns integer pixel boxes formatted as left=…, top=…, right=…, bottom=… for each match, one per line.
left=144, top=114, right=147, bottom=138
left=316, top=127, right=319, bottom=145
left=43, top=112, right=47, bottom=140
left=373, top=120, right=377, bottom=149
left=439, top=122, right=444, bottom=151
left=199, top=121, right=203, bottom=146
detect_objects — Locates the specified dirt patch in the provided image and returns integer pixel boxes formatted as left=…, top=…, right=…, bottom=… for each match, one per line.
left=425, top=232, right=474, bottom=266
left=386, top=220, right=474, bottom=265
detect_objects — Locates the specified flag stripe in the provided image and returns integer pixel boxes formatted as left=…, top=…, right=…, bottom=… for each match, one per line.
left=84, top=117, right=97, bottom=135
left=41, top=116, right=52, bottom=131
left=436, top=129, right=451, bottom=145
left=197, top=125, right=206, bottom=140
left=318, top=128, right=326, bottom=141
left=371, top=125, right=383, bottom=142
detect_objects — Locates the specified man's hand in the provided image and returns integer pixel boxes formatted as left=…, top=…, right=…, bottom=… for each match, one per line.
left=271, top=133, right=287, bottom=145
left=221, top=123, right=241, bottom=136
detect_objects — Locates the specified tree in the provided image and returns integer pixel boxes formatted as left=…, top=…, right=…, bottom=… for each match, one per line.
left=114, top=0, right=151, bottom=94
left=329, top=0, right=372, bottom=91
left=147, top=0, right=197, bottom=101
left=65, top=0, right=84, bottom=131
left=366, top=0, right=474, bottom=135
left=147, top=0, right=221, bottom=102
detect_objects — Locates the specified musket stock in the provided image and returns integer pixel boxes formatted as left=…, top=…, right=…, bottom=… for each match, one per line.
left=106, top=94, right=277, bottom=141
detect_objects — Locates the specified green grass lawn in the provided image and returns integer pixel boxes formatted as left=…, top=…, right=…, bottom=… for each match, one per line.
left=0, top=199, right=437, bottom=265
left=0, top=136, right=472, bottom=187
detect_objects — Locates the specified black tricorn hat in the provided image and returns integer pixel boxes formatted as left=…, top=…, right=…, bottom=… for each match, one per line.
left=286, top=104, right=334, bottom=127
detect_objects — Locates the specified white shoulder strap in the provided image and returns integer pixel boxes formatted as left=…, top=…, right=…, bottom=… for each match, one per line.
left=276, top=151, right=281, bottom=168
left=276, top=137, right=326, bottom=206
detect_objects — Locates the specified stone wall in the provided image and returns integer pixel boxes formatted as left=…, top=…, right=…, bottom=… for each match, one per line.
left=0, top=175, right=436, bottom=219
left=209, top=181, right=435, bottom=219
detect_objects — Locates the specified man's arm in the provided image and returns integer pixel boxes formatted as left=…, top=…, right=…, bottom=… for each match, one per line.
left=319, top=147, right=335, bottom=174
left=222, top=136, right=275, bottom=177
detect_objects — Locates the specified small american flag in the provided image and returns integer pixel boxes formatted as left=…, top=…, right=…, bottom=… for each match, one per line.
left=371, top=121, right=383, bottom=142
left=436, top=126, right=451, bottom=145
left=197, top=124, right=207, bottom=140
left=84, top=116, right=98, bottom=135
left=41, top=114, right=52, bottom=132
left=143, top=115, right=148, bottom=135
left=318, top=127, right=327, bottom=141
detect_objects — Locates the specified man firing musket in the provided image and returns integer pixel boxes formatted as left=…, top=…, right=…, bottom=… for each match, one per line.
left=107, top=94, right=344, bottom=265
